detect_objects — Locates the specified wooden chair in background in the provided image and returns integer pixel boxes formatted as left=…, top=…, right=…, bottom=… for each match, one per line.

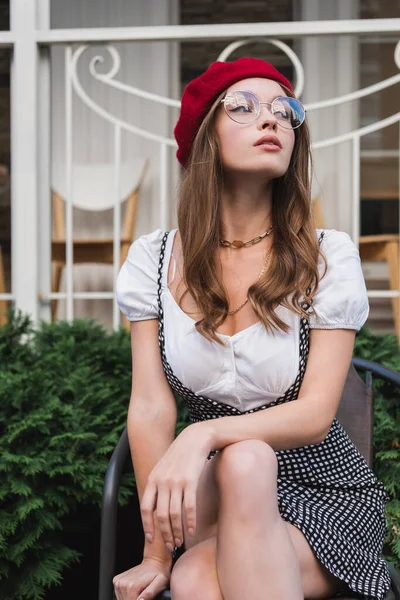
left=312, top=197, right=400, bottom=340
left=359, top=234, right=399, bottom=338
left=51, top=158, right=149, bottom=324
left=0, top=245, right=6, bottom=326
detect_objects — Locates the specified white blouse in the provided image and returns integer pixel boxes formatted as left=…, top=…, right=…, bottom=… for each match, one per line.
left=116, top=228, right=369, bottom=411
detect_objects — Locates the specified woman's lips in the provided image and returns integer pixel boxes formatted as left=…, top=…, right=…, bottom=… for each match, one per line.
left=255, top=143, right=282, bottom=151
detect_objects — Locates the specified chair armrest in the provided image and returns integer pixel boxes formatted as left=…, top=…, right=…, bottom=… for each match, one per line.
left=99, top=427, right=130, bottom=600
left=352, top=358, right=400, bottom=389
left=99, top=428, right=172, bottom=600
left=388, top=562, right=400, bottom=599
left=351, top=361, right=400, bottom=599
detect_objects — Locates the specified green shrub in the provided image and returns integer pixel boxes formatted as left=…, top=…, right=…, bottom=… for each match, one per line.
left=354, top=328, right=400, bottom=570
left=0, top=311, right=398, bottom=598
left=0, top=309, right=136, bottom=599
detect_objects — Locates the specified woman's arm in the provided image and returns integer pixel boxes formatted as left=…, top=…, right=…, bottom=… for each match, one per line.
left=138, top=327, right=356, bottom=549
left=127, top=319, right=178, bottom=565
left=204, top=328, right=356, bottom=452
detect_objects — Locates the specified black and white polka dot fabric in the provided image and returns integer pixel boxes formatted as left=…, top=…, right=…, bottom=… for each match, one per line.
left=156, top=231, right=391, bottom=600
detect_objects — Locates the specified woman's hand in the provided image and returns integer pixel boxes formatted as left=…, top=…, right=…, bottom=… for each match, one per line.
left=140, top=422, right=214, bottom=552
left=113, top=557, right=171, bottom=600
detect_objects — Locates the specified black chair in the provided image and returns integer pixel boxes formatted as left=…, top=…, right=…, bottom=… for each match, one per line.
left=99, top=357, right=400, bottom=600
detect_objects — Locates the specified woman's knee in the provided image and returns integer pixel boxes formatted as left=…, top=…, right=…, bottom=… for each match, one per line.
left=214, top=440, right=278, bottom=514
left=216, top=439, right=278, bottom=486
left=170, top=538, right=221, bottom=600
left=169, top=556, right=198, bottom=600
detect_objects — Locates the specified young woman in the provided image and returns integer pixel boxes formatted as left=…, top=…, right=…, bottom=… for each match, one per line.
left=114, top=58, right=390, bottom=600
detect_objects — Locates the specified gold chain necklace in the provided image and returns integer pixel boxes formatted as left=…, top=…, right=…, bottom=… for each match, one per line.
left=227, top=249, right=272, bottom=316
left=220, top=225, right=273, bottom=249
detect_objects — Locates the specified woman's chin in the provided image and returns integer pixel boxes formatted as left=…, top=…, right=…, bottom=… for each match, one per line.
left=225, top=162, right=287, bottom=179
left=223, top=154, right=288, bottom=176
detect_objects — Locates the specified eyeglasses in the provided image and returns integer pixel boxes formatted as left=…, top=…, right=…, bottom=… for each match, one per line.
left=220, top=90, right=305, bottom=130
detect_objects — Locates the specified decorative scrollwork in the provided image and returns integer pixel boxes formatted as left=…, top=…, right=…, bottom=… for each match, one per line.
left=89, top=45, right=121, bottom=81
left=69, top=45, right=175, bottom=145
left=216, top=38, right=305, bottom=98
left=68, top=37, right=400, bottom=148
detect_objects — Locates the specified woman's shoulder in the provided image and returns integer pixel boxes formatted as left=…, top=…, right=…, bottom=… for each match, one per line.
left=116, top=228, right=167, bottom=322
left=316, top=228, right=355, bottom=250
left=310, top=228, right=369, bottom=331
left=315, top=227, right=364, bottom=284
left=128, top=228, right=167, bottom=261
left=315, top=228, right=363, bottom=264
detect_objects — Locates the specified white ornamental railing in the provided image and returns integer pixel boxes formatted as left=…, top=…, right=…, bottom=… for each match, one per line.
left=1, top=8, right=399, bottom=332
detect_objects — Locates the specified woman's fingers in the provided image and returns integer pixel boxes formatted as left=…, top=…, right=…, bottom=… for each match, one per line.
left=113, top=572, right=167, bottom=600
left=112, top=554, right=173, bottom=600
left=141, top=481, right=157, bottom=541
left=156, top=485, right=175, bottom=551
left=183, top=482, right=197, bottom=537
left=137, top=573, right=169, bottom=600
left=169, top=486, right=184, bottom=547
left=141, top=466, right=201, bottom=549
left=113, top=576, right=138, bottom=600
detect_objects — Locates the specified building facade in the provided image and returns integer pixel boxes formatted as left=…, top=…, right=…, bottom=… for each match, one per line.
left=0, top=0, right=398, bottom=335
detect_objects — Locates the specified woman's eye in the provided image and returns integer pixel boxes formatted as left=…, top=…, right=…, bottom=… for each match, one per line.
left=230, top=104, right=252, bottom=112
left=275, top=110, right=290, bottom=119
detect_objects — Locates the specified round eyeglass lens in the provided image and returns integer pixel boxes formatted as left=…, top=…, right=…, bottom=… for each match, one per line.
left=271, top=96, right=305, bottom=129
left=223, top=91, right=259, bottom=123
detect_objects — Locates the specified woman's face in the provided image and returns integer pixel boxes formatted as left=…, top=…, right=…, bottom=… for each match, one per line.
left=214, top=77, right=296, bottom=178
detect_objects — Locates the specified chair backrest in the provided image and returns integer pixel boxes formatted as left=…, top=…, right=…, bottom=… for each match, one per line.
left=51, top=158, right=148, bottom=211
left=336, top=363, right=373, bottom=466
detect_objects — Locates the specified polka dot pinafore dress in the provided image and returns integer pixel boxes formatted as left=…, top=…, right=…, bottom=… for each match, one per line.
left=154, top=231, right=391, bottom=600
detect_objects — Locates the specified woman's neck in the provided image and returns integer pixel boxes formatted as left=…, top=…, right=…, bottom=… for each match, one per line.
left=219, top=177, right=273, bottom=241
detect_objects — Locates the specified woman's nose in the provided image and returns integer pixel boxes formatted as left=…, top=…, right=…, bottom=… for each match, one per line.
left=261, top=119, right=278, bottom=131
left=258, top=105, right=278, bottom=131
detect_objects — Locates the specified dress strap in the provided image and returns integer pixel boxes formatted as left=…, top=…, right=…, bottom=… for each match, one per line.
left=156, top=231, right=170, bottom=320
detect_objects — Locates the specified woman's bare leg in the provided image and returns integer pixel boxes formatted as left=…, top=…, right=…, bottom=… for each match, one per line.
left=215, top=439, right=303, bottom=600
left=171, top=525, right=343, bottom=600
left=171, top=439, right=344, bottom=600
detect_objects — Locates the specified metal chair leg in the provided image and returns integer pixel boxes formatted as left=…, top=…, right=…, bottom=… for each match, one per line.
left=98, top=428, right=130, bottom=600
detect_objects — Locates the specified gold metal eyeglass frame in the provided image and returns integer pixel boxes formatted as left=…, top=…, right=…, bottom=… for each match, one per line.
left=220, top=91, right=306, bottom=129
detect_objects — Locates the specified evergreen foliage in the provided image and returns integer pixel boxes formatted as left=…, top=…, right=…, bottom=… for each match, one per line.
left=0, top=309, right=398, bottom=597
left=354, top=329, right=400, bottom=570
left=0, top=310, right=135, bottom=599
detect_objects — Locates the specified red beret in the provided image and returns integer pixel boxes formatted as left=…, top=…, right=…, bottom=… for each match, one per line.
left=174, top=57, right=294, bottom=168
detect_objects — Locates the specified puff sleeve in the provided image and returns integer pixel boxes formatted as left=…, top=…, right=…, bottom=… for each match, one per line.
left=116, top=228, right=164, bottom=321
left=309, top=229, right=369, bottom=331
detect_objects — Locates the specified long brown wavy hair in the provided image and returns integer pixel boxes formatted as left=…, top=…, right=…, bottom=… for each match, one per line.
left=176, top=85, right=326, bottom=345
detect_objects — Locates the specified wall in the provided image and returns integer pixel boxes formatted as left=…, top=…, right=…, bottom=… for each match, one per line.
left=299, top=0, right=360, bottom=234
left=50, top=0, right=180, bottom=326
left=180, top=0, right=294, bottom=87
